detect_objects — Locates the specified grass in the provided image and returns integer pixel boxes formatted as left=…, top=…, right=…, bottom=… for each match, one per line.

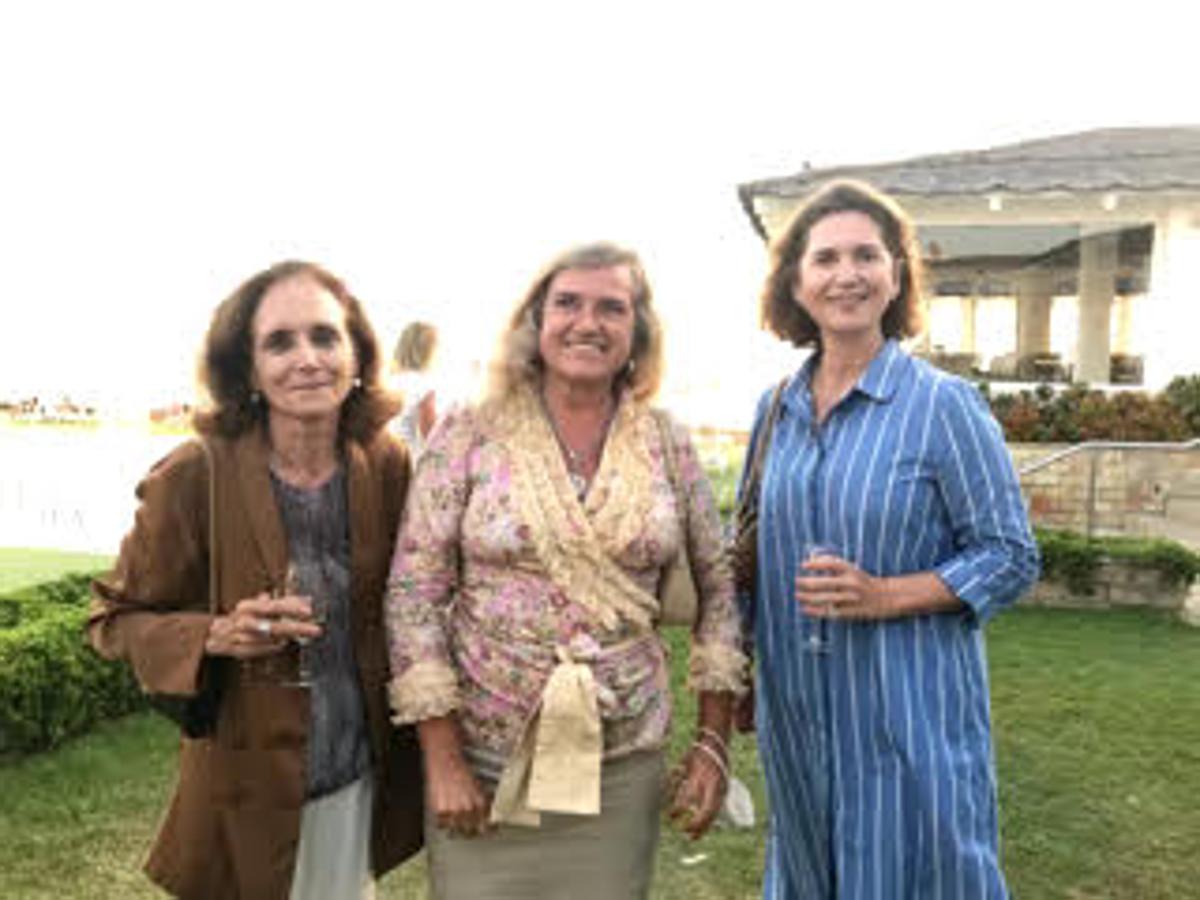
left=990, top=608, right=1200, bottom=899
left=0, top=548, right=112, bottom=593
left=2, top=555, right=1198, bottom=897
left=0, top=628, right=764, bottom=900
left=0, top=711, right=434, bottom=899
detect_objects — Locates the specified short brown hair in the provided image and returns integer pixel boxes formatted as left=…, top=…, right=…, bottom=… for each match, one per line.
left=488, top=242, right=664, bottom=403
left=194, top=260, right=399, bottom=443
left=761, top=178, right=925, bottom=347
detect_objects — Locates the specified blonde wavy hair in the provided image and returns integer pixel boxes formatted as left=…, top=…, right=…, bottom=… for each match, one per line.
left=488, top=242, right=664, bottom=403
left=394, top=320, right=438, bottom=372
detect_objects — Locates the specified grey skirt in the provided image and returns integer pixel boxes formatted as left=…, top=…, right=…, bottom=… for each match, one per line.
left=425, top=750, right=666, bottom=900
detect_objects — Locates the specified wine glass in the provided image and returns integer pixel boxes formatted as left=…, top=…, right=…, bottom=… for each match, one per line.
left=801, top=542, right=838, bottom=654
left=280, top=562, right=325, bottom=688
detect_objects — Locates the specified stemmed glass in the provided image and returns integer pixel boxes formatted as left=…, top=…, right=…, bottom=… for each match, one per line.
left=278, top=562, right=325, bottom=688
left=801, top=542, right=838, bottom=654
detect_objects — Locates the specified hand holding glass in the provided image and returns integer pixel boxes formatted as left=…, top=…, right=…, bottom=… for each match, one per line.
left=800, top=543, right=838, bottom=653
left=276, top=563, right=325, bottom=687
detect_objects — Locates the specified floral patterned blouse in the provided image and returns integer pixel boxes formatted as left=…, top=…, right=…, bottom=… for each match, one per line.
left=385, top=385, right=745, bottom=776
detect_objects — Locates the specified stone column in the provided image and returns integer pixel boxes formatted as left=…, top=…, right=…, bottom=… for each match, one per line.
left=915, top=296, right=933, bottom=353
left=1144, top=206, right=1200, bottom=390
left=961, top=294, right=977, bottom=354
left=1110, top=293, right=1134, bottom=354
left=1076, top=231, right=1118, bottom=383
left=1016, top=268, right=1054, bottom=355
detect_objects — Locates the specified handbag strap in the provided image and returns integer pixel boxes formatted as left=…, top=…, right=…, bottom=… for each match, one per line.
left=736, top=378, right=787, bottom=517
left=198, top=437, right=219, bottom=613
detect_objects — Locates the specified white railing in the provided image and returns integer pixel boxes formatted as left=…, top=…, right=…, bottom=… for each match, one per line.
left=1018, top=438, right=1200, bottom=477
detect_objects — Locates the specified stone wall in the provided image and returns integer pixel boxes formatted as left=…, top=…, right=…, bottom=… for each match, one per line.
left=1012, top=442, right=1200, bottom=544
left=1024, top=559, right=1192, bottom=612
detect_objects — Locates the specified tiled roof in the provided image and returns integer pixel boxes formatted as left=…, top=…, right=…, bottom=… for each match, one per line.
left=738, top=126, right=1200, bottom=238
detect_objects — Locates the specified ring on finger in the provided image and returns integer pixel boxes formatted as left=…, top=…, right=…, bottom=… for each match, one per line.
left=256, top=618, right=272, bottom=637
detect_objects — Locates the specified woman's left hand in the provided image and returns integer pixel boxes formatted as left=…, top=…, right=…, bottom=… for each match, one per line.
left=794, top=555, right=897, bottom=621
left=667, top=744, right=727, bottom=840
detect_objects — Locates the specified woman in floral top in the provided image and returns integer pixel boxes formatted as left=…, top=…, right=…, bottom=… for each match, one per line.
left=385, top=242, right=747, bottom=899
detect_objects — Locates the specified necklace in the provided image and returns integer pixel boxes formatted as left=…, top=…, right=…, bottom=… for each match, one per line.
left=542, top=395, right=615, bottom=499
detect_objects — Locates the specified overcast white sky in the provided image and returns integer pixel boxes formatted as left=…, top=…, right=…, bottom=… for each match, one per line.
left=1, top=1, right=1196, bottom=420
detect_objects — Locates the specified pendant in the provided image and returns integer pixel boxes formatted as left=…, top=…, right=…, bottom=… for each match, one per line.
left=568, top=471, right=589, bottom=499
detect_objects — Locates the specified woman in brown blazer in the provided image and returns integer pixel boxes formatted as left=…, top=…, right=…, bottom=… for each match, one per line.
left=89, top=260, right=423, bottom=899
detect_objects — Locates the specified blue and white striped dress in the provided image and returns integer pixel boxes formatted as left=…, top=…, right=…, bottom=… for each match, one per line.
left=742, top=340, right=1039, bottom=900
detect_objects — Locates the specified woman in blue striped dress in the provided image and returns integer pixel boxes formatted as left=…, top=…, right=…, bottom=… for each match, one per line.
left=741, top=179, right=1039, bottom=899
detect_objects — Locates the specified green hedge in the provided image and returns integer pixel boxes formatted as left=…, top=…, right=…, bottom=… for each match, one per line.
left=0, top=571, right=97, bottom=628
left=0, top=574, right=144, bottom=755
left=1164, top=375, right=1200, bottom=436
left=1036, top=527, right=1200, bottom=596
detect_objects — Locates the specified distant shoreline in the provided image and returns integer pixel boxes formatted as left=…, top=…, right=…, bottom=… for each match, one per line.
left=0, top=414, right=191, bottom=437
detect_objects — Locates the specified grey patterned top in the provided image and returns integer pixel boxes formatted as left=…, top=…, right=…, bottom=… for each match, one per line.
left=270, top=466, right=371, bottom=799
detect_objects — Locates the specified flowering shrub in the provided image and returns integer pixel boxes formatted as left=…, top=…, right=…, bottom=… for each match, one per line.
left=982, top=383, right=1195, bottom=443
left=1164, top=375, right=1200, bottom=436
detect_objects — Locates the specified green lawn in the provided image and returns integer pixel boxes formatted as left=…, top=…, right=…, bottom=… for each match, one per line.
left=990, top=608, right=1200, bottom=899
left=0, top=548, right=112, bottom=593
left=1, top=576, right=1197, bottom=897
left=0, top=628, right=766, bottom=900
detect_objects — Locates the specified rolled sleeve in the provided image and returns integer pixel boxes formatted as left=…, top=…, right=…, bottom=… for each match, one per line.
left=933, top=382, right=1040, bottom=624
left=87, top=440, right=214, bottom=697
left=387, top=660, right=461, bottom=724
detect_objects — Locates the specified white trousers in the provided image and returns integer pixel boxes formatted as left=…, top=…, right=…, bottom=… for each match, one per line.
left=290, top=775, right=376, bottom=900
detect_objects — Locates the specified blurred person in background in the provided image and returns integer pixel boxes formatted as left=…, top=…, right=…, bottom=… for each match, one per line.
left=390, top=320, right=440, bottom=458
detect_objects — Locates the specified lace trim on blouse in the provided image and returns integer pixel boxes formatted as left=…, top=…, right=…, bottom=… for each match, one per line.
left=485, top=383, right=661, bottom=634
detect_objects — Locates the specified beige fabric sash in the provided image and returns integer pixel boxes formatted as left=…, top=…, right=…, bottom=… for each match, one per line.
left=485, top=384, right=670, bottom=826
left=489, top=635, right=654, bottom=827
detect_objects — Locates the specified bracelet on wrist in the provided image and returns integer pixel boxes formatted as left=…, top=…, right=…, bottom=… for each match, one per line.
left=690, top=739, right=730, bottom=785
left=695, top=725, right=730, bottom=757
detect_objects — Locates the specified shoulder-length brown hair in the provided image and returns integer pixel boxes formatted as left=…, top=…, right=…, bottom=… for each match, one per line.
left=193, top=260, right=399, bottom=443
left=488, top=242, right=664, bottom=403
left=761, top=178, right=925, bottom=347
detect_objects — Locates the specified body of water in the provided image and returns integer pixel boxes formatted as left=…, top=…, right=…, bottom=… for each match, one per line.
left=0, top=426, right=187, bottom=552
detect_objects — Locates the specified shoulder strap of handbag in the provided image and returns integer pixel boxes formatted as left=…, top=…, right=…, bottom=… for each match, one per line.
left=198, top=437, right=219, bottom=613
left=736, top=378, right=788, bottom=516
left=653, top=410, right=689, bottom=548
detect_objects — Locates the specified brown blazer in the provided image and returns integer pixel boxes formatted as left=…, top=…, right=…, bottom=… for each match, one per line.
left=89, top=428, right=423, bottom=899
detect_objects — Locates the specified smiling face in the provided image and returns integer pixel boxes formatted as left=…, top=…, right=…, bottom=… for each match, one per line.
left=794, top=211, right=900, bottom=346
left=250, top=273, right=358, bottom=427
left=537, top=265, right=636, bottom=393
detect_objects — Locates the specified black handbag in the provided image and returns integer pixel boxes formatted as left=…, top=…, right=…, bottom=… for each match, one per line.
left=147, top=661, right=225, bottom=739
